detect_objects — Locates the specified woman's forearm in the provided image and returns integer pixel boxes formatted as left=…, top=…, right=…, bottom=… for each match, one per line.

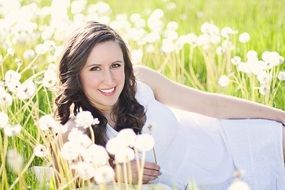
left=204, top=92, right=285, bottom=123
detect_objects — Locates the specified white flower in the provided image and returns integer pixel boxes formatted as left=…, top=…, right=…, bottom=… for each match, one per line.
left=74, top=161, right=94, bottom=180
left=257, top=71, right=272, bottom=85
left=16, top=80, right=36, bottom=100
left=61, top=141, right=81, bottom=161
left=0, top=112, right=9, bottom=129
left=35, top=43, right=49, bottom=55
left=134, top=134, right=155, bottom=152
left=201, top=22, right=219, bottom=36
left=218, top=75, right=230, bottom=87
left=161, top=39, right=175, bottom=53
left=239, top=32, right=250, bottom=43
left=0, top=91, right=13, bottom=106
left=94, top=165, right=115, bottom=184
left=34, top=144, right=48, bottom=157
left=7, top=149, right=23, bottom=173
left=7, top=47, right=15, bottom=56
left=231, top=56, right=241, bottom=65
left=216, top=46, right=225, bottom=55
left=38, top=115, right=58, bottom=131
left=259, top=85, right=271, bottom=96
left=115, top=147, right=135, bottom=163
left=75, top=111, right=98, bottom=128
left=246, top=50, right=258, bottom=62
left=68, top=129, right=93, bottom=148
left=52, top=124, right=67, bottom=135
left=23, top=49, right=35, bottom=59
left=228, top=179, right=250, bottom=190
left=106, top=137, right=128, bottom=155
left=71, top=0, right=86, bottom=14
left=117, top=128, right=137, bottom=147
left=278, top=71, right=285, bottom=81
left=221, top=27, right=237, bottom=38
left=81, top=144, right=109, bottom=167
left=4, top=124, right=21, bottom=136
left=42, top=69, right=57, bottom=88
left=5, top=70, right=21, bottom=85
left=67, top=128, right=84, bottom=140
left=262, top=51, right=282, bottom=68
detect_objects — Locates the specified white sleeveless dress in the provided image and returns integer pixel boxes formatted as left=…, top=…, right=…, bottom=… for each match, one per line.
left=106, top=81, right=285, bottom=190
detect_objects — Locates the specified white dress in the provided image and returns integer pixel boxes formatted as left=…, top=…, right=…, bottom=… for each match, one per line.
left=107, top=81, right=285, bottom=190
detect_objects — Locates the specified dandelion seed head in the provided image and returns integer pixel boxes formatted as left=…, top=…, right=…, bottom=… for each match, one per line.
left=75, top=110, right=96, bottom=128
left=4, top=124, right=21, bottom=136
left=7, top=149, right=23, bottom=173
left=134, top=134, right=155, bottom=152
left=117, top=128, right=136, bottom=147
left=277, top=71, right=285, bottom=81
left=34, top=144, right=48, bottom=157
left=94, top=165, right=115, bottom=184
left=239, top=32, right=250, bottom=43
left=81, top=144, right=109, bottom=166
left=0, top=112, right=9, bottom=129
left=115, top=147, right=135, bottom=163
left=218, top=75, right=230, bottom=87
left=61, top=141, right=82, bottom=161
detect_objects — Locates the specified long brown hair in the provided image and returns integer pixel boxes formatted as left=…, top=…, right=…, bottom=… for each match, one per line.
left=55, top=21, right=146, bottom=146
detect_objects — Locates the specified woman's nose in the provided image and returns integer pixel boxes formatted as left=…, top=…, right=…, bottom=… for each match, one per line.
left=103, top=69, right=114, bottom=84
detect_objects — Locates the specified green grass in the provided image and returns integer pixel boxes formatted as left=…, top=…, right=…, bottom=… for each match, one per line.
left=0, top=0, right=285, bottom=189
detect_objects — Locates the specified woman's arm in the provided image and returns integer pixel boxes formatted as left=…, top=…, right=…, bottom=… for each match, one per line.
left=134, top=65, right=285, bottom=124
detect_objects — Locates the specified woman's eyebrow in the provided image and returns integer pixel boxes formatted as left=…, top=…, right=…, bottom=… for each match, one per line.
left=86, top=63, right=100, bottom=68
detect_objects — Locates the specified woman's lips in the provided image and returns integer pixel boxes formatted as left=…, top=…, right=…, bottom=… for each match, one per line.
left=98, top=87, right=116, bottom=96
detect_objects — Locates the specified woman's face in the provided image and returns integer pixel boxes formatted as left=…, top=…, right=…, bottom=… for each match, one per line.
left=80, top=40, right=125, bottom=112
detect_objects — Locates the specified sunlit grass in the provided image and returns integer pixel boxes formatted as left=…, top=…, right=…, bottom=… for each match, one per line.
left=0, top=0, right=284, bottom=189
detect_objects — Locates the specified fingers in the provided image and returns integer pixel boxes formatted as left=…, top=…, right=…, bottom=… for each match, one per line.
left=115, top=159, right=161, bottom=184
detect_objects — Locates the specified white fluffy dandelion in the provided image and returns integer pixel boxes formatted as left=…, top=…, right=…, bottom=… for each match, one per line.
left=94, top=165, right=115, bottom=184
left=81, top=144, right=109, bottom=167
left=278, top=71, right=285, bottom=81
left=60, top=141, right=81, bottom=161
left=134, top=134, right=155, bottom=152
left=7, top=149, right=24, bottom=173
left=38, top=115, right=59, bottom=131
left=218, top=75, right=230, bottom=87
left=115, top=147, right=135, bottom=163
left=239, top=32, right=250, bottom=43
left=0, top=112, right=9, bottom=129
left=75, top=111, right=99, bottom=128
left=34, top=144, right=48, bottom=158
left=16, top=80, right=36, bottom=100
left=74, top=161, right=95, bottom=180
left=117, top=128, right=137, bottom=147
left=106, top=137, right=128, bottom=155
left=4, top=124, right=21, bottom=136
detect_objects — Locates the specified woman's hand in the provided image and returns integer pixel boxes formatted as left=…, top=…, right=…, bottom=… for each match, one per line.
left=115, top=159, right=161, bottom=184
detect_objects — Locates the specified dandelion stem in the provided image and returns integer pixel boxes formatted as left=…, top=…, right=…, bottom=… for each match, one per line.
left=137, top=152, right=145, bottom=190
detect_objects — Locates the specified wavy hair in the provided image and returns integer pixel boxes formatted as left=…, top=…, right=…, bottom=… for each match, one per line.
left=55, top=21, right=146, bottom=146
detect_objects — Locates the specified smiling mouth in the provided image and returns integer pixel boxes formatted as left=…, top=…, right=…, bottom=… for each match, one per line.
left=98, top=87, right=116, bottom=96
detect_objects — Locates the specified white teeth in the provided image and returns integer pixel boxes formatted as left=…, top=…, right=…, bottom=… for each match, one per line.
left=100, top=87, right=115, bottom=93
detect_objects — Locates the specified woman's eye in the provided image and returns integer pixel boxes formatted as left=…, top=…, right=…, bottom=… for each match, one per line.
left=90, top=66, right=101, bottom=71
left=111, top=63, right=121, bottom=68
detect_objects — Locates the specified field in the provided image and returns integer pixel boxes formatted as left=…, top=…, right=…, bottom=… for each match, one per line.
left=0, top=0, right=284, bottom=189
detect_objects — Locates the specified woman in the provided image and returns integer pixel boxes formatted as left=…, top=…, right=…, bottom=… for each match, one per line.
left=55, top=21, right=285, bottom=189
